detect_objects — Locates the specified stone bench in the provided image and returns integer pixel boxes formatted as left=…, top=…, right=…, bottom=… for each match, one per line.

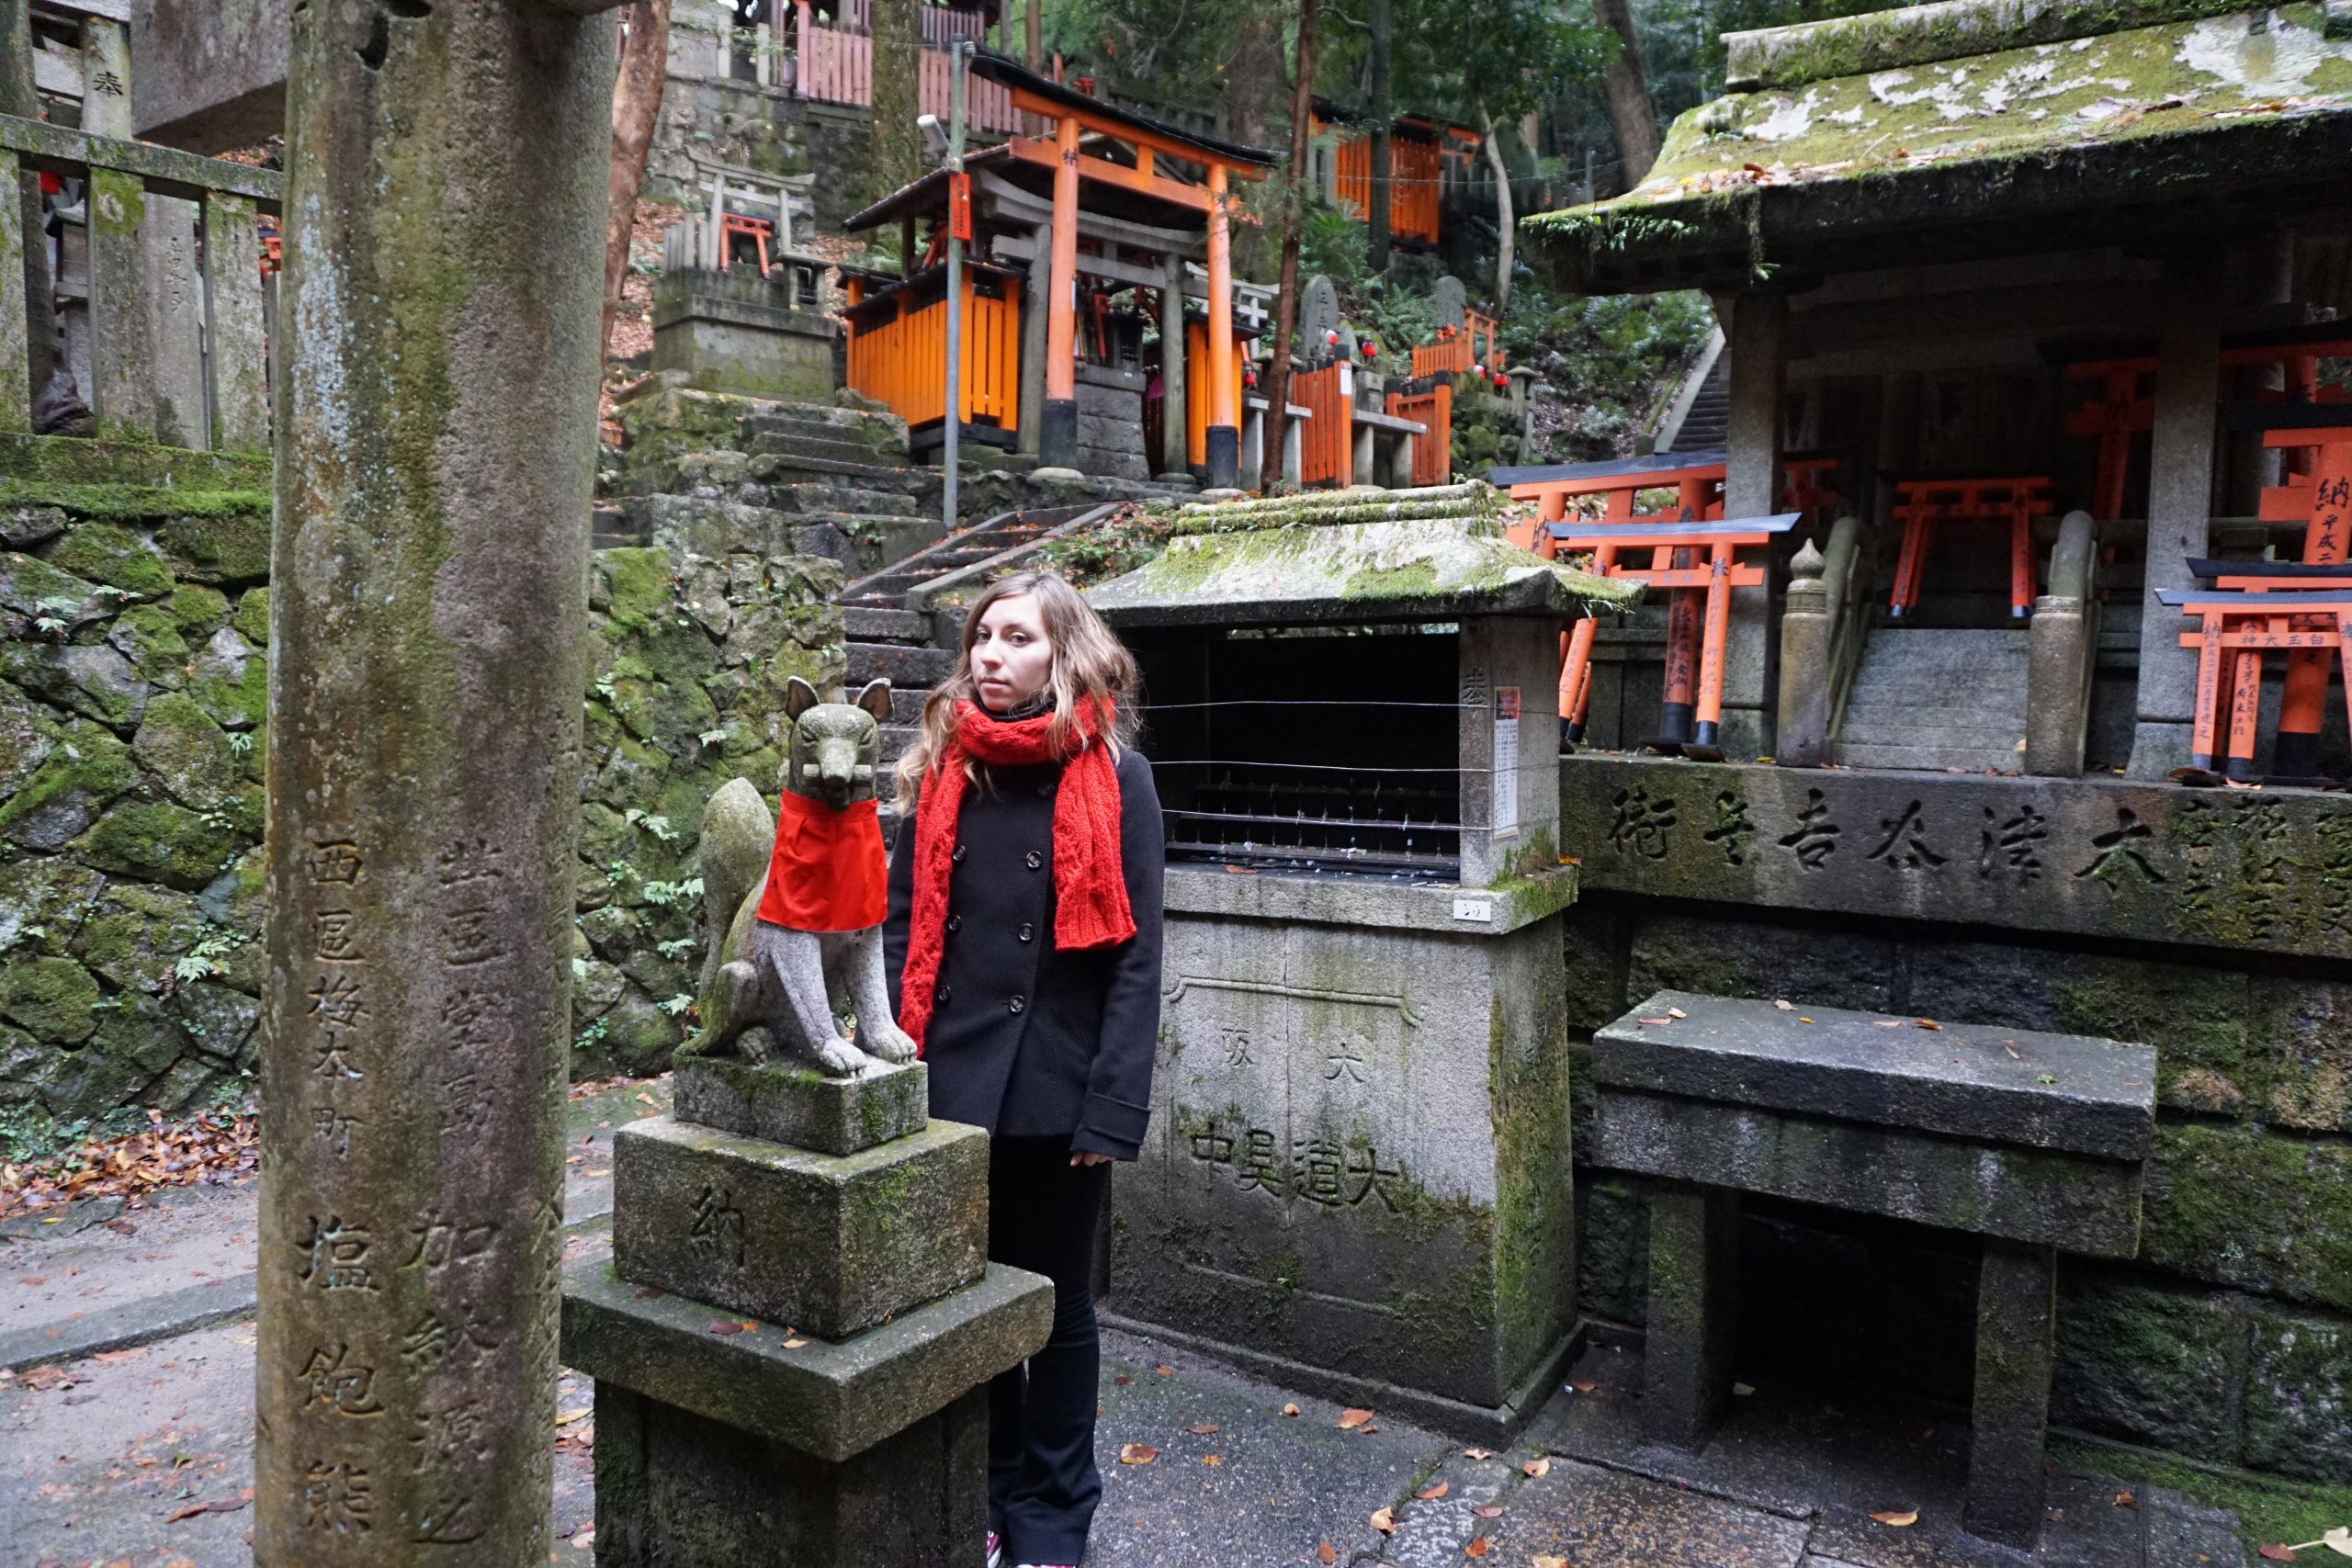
left=1589, top=990, right=2156, bottom=1549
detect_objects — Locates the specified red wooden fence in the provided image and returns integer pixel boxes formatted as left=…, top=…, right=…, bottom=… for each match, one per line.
left=1385, top=380, right=1453, bottom=487
left=793, top=3, right=1021, bottom=134
left=1295, top=365, right=1351, bottom=488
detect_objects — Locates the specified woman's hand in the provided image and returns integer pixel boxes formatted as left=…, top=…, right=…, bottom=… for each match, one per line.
left=1069, top=1149, right=1114, bottom=1168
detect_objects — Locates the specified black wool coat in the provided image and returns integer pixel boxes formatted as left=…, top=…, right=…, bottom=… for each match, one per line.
left=884, top=746, right=1165, bottom=1160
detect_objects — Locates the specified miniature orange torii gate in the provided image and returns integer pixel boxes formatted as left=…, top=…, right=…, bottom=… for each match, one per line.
left=2065, top=325, right=2352, bottom=520
left=970, top=53, right=1272, bottom=487
left=2165, top=569, right=2352, bottom=782
left=2219, top=400, right=2352, bottom=778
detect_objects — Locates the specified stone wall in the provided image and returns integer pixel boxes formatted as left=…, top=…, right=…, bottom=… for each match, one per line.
left=1559, top=874, right=2352, bottom=1486
left=0, top=436, right=842, bottom=1147
left=644, top=75, right=880, bottom=235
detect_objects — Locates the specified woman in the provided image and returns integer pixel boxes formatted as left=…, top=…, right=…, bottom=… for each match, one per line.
left=884, top=570, right=1163, bottom=1568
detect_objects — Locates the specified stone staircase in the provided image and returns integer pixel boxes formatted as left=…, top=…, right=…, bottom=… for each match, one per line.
left=1832, top=627, right=2030, bottom=773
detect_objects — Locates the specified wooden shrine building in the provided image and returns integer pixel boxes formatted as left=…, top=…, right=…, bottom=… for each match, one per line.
left=841, top=51, right=1274, bottom=488
left=1308, top=105, right=1484, bottom=249
left=1523, top=0, right=2352, bottom=781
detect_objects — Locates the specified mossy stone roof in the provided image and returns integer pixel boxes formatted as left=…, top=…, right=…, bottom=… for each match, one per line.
left=1527, top=3, right=2352, bottom=290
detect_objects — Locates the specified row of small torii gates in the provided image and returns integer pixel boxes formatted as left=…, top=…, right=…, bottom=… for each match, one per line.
left=831, top=53, right=1498, bottom=490
left=1497, top=326, right=2352, bottom=780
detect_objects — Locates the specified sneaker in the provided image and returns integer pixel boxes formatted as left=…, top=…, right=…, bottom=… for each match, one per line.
left=986, top=1530, right=1003, bottom=1568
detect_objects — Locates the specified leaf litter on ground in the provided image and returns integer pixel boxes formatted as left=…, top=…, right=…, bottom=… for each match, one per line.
left=0, top=1104, right=258, bottom=1221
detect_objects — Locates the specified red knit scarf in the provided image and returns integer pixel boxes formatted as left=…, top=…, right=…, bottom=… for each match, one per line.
left=899, top=698, right=1135, bottom=1051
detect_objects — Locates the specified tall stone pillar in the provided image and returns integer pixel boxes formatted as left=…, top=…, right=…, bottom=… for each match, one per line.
left=1718, top=290, right=1786, bottom=761
left=0, top=0, right=55, bottom=400
left=2125, top=249, right=2223, bottom=779
left=254, top=3, right=619, bottom=1563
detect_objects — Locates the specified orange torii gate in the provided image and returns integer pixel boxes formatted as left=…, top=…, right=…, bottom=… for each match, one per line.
left=970, top=53, right=1272, bottom=488
left=2065, top=323, right=2352, bottom=520
left=2165, top=568, right=2352, bottom=783
left=2220, top=400, right=2352, bottom=778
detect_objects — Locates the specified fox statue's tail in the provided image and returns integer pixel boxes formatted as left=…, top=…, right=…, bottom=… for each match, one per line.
left=696, top=776, right=774, bottom=998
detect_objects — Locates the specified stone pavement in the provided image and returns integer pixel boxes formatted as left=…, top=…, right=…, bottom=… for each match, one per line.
left=0, top=1081, right=2256, bottom=1566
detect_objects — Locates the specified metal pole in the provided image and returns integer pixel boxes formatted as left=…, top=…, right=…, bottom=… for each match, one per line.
left=943, top=39, right=970, bottom=531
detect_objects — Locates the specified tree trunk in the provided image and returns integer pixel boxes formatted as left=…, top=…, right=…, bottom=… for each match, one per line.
left=1591, top=0, right=1659, bottom=187
left=1261, top=0, right=1317, bottom=491
left=1366, top=0, right=1391, bottom=271
left=1481, top=109, right=1514, bottom=315
left=868, top=0, right=923, bottom=207
left=603, top=0, right=673, bottom=359
left=1025, top=0, right=1041, bottom=68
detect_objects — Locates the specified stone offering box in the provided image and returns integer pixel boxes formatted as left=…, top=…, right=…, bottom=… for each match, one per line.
left=1590, top=990, right=2156, bottom=1549
left=563, top=1060, right=1053, bottom=1566
left=1088, top=495, right=1631, bottom=1437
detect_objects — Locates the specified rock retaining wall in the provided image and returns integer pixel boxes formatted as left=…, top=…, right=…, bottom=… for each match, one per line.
left=0, top=436, right=842, bottom=1146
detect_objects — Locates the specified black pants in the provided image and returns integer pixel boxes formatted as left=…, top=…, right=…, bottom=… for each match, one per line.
left=988, top=1135, right=1111, bottom=1566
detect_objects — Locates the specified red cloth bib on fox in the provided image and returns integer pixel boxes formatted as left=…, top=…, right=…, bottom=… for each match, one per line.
left=754, top=792, right=888, bottom=932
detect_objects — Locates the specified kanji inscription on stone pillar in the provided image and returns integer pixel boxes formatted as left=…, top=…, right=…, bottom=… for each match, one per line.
left=254, top=3, right=617, bottom=1562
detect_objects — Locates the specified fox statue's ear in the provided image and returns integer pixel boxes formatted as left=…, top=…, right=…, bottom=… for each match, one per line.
left=784, top=675, right=822, bottom=721
left=854, top=678, right=893, bottom=722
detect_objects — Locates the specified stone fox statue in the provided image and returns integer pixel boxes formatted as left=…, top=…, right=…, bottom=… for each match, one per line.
left=684, top=676, right=919, bottom=1077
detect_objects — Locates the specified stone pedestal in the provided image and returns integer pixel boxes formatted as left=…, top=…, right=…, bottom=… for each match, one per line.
left=565, top=1061, right=1052, bottom=1568
left=652, top=265, right=838, bottom=403
left=1965, top=1239, right=2057, bottom=1548
left=1641, top=1182, right=1739, bottom=1450
left=1107, top=872, right=1580, bottom=1438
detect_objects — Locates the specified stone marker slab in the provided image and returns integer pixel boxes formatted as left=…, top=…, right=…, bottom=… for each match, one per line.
left=613, top=1114, right=985, bottom=1337
left=1590, top=1093, right=2145, bottom=1257
left=561, top=1255, right=1052, bottom=1463
left=673, top=1055, right=929, bottom=1156
left=1593, top=991, right=2156, bottom=1160
left=1556, top=753, right=2352, bottom=962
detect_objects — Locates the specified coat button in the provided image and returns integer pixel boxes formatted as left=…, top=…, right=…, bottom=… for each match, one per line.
left=1017, top=922, right=1034, bottom=942
left=937, top=984, right=953, bottom=1006
left=947, top=914, right=962, bottom=934
left=1009, top=996, right=1026, bottom=1014
left=1024, top=850, right=1043, bottom=870
left=953, top=844, right=967, bottom=863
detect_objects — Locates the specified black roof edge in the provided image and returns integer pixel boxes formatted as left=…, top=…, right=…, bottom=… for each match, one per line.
left=966, top=51, right=1278, bottom=165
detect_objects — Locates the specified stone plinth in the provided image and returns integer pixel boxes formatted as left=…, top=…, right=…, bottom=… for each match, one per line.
left=570, top=1057, right=1047, bottom=1567
left=1107, top=871, right=1578, bottom=1438
left=612, top=1113, right=987, bottom=1337
left=675, top=1056, right=930, bottom=1156
left=1589, top=990, right=2154, bottom=1551
left=652, top=266, right=837, bottom=403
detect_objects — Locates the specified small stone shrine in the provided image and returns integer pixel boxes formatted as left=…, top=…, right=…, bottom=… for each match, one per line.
left=560, top=1055, right=1053, bottom=1564
left=1087, top=483, right=1634, bottom=1436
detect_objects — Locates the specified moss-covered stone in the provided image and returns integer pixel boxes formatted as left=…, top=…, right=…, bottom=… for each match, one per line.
left=0, top=954, right=102, bottom=1043
left=0, top=431, right=271, bottom=491
left=2242, top=1303, right=2352, bottom=1484
left=74, top=800, right=246, bottom=892
left=2142, top=1123, right=2352, bottom=1314
left=232, top=585, right=270, bottom=646
left=2050, top=1269, right=2245, bottom=1462
left=0, top=549, right=107, bottom=633
left=166, top=583, right=230, bottom=636
left=45, top=520, right=175, bottom=597
left=598, top=990, right=686, bottom=1076
left=107, top=603, right=192, bottom=687
left=0, top=639, right=149, bottom=731
left=0, top=726, right=140, bottom=851
left=0, top=857, right=107, bottom=956
left=69, top=880, right=212, bottom=994
left=131, top=692, right=238, bottom=809
left=2256, top=977, right=2352, bottom=1134
left=155, top=509, right=272, bottom=585
left=601, top=547, right=676, bottom=634
left=169, top=978, right=261, bottom=1064
left=0, top=677, right=61, bottom=798
left=185, top=626, right=266, bottom=729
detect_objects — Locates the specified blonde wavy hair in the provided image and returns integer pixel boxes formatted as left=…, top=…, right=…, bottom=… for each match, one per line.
left=892, top=570, right=1142, bottom=810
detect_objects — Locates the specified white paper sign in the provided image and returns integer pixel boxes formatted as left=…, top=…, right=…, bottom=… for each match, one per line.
left=1491, top=687, right=1520, bottom=840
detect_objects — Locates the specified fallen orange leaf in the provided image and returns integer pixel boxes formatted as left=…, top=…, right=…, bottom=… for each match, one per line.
left=1118, top=1443, right=1158, bottom=1465
left=555, top=1407, right=591, bottom=1427
left=1338, top=1407, right=1374, bottom=1429
left=1533, top=1558, right=1570, bottom=1568
left=1282, top=1402, right=1302, bottom=1416
left=2257, top=1547, right=2295, bottom=1562
left=2115, top=1489, right=2137, bottom=1508
left=1917, top=1020, right=1942, bottom=1031
left=1462, top=1446, right=1494, bottom=1460
left=1472, top=1505, right=1503, bottom=1518
left=1188, top=1423, right=1220, bottom=1435
left=708, top=1321, right=744, bottom=1336
left=1416, top=1480, right=1450, bottom=1500
left=164, top=1504, right=208, bottom=1523
left=1870, top=1509, right=1919, bottom=1527
left=1202, top=1453, right=1223, bottom=1466
left=1370, top=1506, right=1396, bottom=1533
left=1522, top=1457, right=1550, bottom=1479
left=1318, top=1541, right=1338, bottom=1565
left=1464, top=1540, right=1490, bottom=1558
left=1569, top=1380, right=1598, bottom=1393
left=1155, top=1363, right=1175, bottom=1376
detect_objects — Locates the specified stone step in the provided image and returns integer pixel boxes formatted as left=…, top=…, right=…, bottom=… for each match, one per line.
left=1829, top=741, right=2023, bottom=773
left=889, top=688, right=929, bottom=724
left=748, top=451, right=934, bottom=491
left=849, top=640, right=956, bottom=688
left=881, top=721, right=923, bottom=767
left=779, top=482, right=922, bottom=518
left=1838, top=721, right=2026, bottom=749
left=846, top=605, right=931, bottom=643
left=748, top=432, right=910, bottom=468
left=1841, top=699, right=2025, bottom=725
